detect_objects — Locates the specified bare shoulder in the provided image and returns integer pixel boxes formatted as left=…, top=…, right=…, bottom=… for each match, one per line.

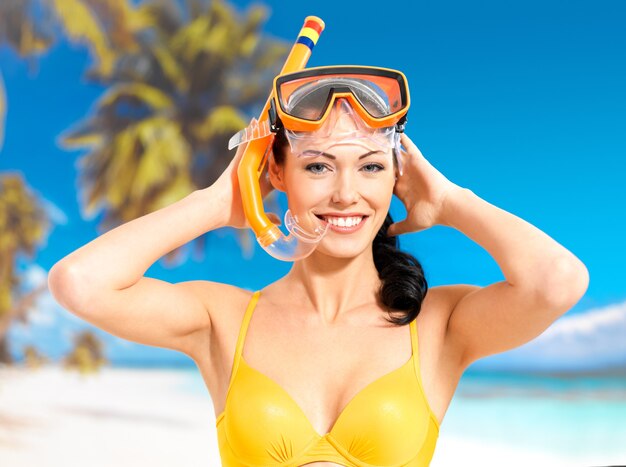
left=184, top=281, right=254, bottom=356
left=413, top=284, right=482, bottom=422
left=426, top=284, right=481, bottom=318
left=420, top=284, right=481, bottom=365
left=192, top=281, right=254, bottom=325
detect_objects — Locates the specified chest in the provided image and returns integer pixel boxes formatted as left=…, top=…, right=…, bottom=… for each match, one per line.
left=251, top=321, right=412, bottom=421
left=212, top=299, right=415, bottom=426
left=197, top=293, right=448, bottom=466
left=213, top=303, right=438, bottom=466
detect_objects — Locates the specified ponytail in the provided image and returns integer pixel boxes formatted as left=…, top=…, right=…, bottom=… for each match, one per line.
left=373, top=213, right=428, bottom=326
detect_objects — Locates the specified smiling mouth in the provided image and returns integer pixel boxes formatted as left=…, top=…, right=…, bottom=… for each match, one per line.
left=314, top=214, right=370, bottom=219
left=314, top=214, right=370, bottom=229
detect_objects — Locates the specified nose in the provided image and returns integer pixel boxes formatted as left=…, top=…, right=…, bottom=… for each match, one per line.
left=331, top=171, right=360, bottom=205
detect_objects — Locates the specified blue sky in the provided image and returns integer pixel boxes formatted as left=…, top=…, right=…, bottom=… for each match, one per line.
left=1, top=0, right=625, bottom=371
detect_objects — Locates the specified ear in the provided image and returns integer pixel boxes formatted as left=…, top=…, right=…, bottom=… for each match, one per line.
left=267, top=150, right=286, bottom=193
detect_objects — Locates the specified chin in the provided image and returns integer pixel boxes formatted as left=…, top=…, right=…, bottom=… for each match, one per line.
left=314, top=238, right=373, bottom=259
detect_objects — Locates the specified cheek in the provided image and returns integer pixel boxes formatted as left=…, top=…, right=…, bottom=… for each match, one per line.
left=370, top=174, right=396, bottom=201
left=279, top=183, right=323, bottom=221
left=283, top=168, right=395, bottom=205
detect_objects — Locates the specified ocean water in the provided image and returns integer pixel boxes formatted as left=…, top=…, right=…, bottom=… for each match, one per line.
left=176, top=367, right=626, bottom=462
left=444, top=371, right=626, bottom=460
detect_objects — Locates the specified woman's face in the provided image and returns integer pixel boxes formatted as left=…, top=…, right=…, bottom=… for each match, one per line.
left=269, top=110, right=397, bottom=259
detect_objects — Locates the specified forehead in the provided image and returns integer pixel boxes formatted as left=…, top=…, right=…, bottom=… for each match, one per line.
left=287, top=144, right=393, bottom=162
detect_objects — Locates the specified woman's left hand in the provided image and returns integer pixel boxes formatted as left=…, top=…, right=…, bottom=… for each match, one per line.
left=388, top=133, right=464, bottom=236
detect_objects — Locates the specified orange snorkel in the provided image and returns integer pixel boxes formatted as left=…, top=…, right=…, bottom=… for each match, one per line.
left=236, top=16, right=329, bottom=261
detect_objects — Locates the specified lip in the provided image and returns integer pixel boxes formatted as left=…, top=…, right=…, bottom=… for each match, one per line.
left=316, top=214, right=368, bottom=234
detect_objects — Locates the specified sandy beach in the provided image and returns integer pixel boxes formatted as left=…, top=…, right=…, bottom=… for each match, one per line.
left=0, top=365, right=619, bottom=466
left=0, top=365, right=216, bottom=467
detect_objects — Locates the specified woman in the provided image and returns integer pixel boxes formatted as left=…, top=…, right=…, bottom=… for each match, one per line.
left=48, top=65, right=589, bottom=467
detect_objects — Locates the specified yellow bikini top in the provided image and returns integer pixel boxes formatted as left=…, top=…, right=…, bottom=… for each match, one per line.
left=215, top=290, right=440, bottom=466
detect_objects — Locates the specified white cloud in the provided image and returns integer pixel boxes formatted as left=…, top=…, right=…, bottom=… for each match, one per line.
left=472, top=300, right=626, bottom=372
left=8, top=264, right=189, bottom=365
left=22, top=263, right=48, bottom=288
left=40, top=196, right=68, bottom=226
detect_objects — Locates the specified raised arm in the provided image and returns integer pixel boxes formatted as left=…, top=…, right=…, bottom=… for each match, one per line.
left=439, top=187, right=589, bottom=369
left=389, top=133, right=589, bottom=370
left=47, top=186, right=229, bottom=358
left=47, top=139, right=274, bottom=358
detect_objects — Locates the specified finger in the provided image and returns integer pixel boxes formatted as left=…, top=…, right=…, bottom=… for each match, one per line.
left=234, top=137, right=249, bottom=160
left=267, top=212, right=282, bottom=225
left=386, top=219, right=411, bottom=237
left=231, top=118, right=255, bottom=161
left=400, top=133, right=424, bottom=158
left=227, top=143, right=246, bottom=174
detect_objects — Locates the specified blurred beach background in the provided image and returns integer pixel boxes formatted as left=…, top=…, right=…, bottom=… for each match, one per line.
left=0, top=0, right=624, bottom=466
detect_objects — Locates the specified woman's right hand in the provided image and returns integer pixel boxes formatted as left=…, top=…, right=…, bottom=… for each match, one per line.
left=212, top=132, right=279, bottom=230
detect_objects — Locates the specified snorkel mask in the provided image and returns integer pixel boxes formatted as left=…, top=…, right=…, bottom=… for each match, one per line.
left=231, top=21, right=410, bottom=262
left=274, top=79, right=406, bottom=176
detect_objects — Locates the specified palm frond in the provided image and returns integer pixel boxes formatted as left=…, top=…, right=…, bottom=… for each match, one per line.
left=0, top=0, right=55, bottom=57
left=51, top=0, right=118, bottom=77
left=99, top=82, right=174, bottom=111
left=55, top=0, right=290, bottom=262
left=189, top=105, right=247, bottom=141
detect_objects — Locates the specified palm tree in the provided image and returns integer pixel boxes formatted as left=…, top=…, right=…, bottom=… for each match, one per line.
left=0, top=173, right=51, bottom=364
left=62, top=329, right=108, bottom=374
left=53, top=0, right=289, bottom=263
left=2, top=0, right=288, bottom=261
left=0, top=0, right=287, bottom=366
left=23, top=344, right=50, bottom=368
left=0, top=2, right=57, bottom=365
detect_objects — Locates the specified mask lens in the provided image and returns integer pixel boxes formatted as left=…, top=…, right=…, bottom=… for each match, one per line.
left=278, top=73, right=404, bottom=122
left=284, top=96, right=397, bottom=157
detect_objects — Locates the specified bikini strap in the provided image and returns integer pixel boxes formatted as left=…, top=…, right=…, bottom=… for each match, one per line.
left=227, top=290, right=261, bottom=391
left=409, top=318, right=425, bottom=388
left=410, top=316, right=440, bottom=430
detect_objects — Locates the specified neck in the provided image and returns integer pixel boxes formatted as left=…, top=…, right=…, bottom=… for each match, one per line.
left=283, top=247, right=382, bottom=325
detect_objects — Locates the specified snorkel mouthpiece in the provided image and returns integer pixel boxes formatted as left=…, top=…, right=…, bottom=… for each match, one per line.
left=259, top=210, right=329, bottom=261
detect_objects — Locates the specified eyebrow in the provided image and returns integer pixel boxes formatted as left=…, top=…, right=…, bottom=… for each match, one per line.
left=303, top=150, right=384, bottom=160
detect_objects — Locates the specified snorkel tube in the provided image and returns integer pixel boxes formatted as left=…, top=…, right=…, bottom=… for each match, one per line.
left=236, top=16, right=329, bottom=261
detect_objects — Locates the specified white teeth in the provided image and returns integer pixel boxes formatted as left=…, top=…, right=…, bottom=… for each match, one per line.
left=322, top=216, right=363, bottom=227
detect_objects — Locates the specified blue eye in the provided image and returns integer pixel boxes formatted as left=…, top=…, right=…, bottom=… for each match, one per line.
left=363, top=163, right=385, bottom=173
left=305, top=163, right=328, bottom=174
left=304, top=163, right=385, bottom=174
